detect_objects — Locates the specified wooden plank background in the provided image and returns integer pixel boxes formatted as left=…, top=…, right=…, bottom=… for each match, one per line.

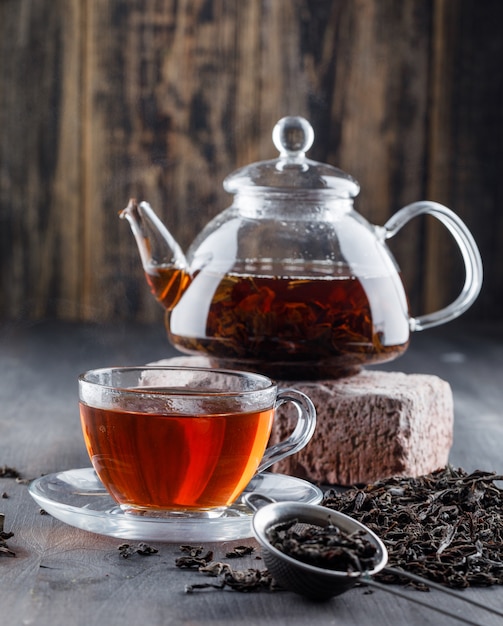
left=0, top=0, right=502, bottom=325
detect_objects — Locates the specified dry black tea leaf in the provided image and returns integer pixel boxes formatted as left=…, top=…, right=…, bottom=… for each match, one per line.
left=179, top=544, right=204, bottom=556
left=0, top=513, right=15, bottom=558
left=175, top=546, right=213, bottom=569
left=267, top=520, right=378, bottom=573
left=225, top=545, right=255, bottom=558
left=0, top=466, right=21, bottom=479
left=322, top=466, right=503, bottom=588
left=136, top=542, right=158, bottom=556
left=118, top=542, right=158, bottom=558
left=216, top=566, right=273, bottom=592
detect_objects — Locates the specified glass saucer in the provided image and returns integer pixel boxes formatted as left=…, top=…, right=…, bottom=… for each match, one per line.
left=29, top=468, right=323, bottom=542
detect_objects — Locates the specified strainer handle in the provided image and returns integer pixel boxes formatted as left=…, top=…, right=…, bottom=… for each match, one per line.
left=362, top=575, right=499, bottom=626
left=243, top=493, right=276, bottom=512
left=381, top=567, right=503, bottom=621
left=256, top=388, right=316, bottom=473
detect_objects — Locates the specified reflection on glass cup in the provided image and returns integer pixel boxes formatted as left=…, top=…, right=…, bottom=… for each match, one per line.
left=78, top=366, right=316, bottom=518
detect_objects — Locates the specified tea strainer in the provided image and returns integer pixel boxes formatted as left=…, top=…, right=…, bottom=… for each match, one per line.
left=245, top=494, right=503, bottom=626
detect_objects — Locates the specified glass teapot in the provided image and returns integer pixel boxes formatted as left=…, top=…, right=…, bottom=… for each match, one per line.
left=121, top=116, right=482, bottom=380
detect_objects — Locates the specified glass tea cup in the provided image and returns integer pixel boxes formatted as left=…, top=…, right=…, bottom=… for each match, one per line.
left=78, top=366, right=316, bottom=518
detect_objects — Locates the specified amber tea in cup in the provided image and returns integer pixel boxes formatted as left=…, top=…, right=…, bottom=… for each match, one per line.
left=78, top=366, right=316, bottom=517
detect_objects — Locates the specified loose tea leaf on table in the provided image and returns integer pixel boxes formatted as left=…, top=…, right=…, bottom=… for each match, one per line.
left=322, top=466, right=503, bottom=588
left=184, top=564, right=274, bottom=593
left=118, top=542, right=158, bottom=558
left=176, top=545, right=214, bottom=569
left=0, top=513, right=15, bottom=558
left=0, top=465, right=31, bottom=485
left=176, top=544, right=274, bottom=593
left=225, top=545, right=256, bottom=558
left=0, top=466, right=21, bottom=479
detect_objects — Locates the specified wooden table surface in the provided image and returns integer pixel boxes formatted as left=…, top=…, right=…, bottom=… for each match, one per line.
left=1, top=320, right=502, bottom=626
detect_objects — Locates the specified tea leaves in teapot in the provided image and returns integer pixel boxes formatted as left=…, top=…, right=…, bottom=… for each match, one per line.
left=170, top=268, right=410, bottom=379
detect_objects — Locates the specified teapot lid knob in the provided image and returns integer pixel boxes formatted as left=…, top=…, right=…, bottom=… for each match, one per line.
left=223, top=116, right=360, bottom=197
left=272, top=116, right=314, bottom=158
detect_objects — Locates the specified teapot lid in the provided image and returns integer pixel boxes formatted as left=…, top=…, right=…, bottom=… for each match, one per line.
left=223, top=116, right=360, bottom=198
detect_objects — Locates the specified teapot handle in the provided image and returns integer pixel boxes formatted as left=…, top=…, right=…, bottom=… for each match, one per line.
left=382, top=201, right=483, bottom=332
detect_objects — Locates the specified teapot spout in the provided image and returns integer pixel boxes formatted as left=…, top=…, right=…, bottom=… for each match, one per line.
left=120, top=198, right=191, bottom=310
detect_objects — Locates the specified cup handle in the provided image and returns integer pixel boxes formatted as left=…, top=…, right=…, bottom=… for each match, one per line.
left=382, top=201, right=483, bottom=331
left=256, top=388, right=317, bottom=473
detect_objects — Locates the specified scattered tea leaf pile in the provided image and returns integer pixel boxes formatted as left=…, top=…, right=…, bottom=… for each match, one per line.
left=176, top=544, right=274, bottom=593
left=322, top=466, right=503, bottom=588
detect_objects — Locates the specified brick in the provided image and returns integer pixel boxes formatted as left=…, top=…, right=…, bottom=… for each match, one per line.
left=270, top=370, right=453, bottom=485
